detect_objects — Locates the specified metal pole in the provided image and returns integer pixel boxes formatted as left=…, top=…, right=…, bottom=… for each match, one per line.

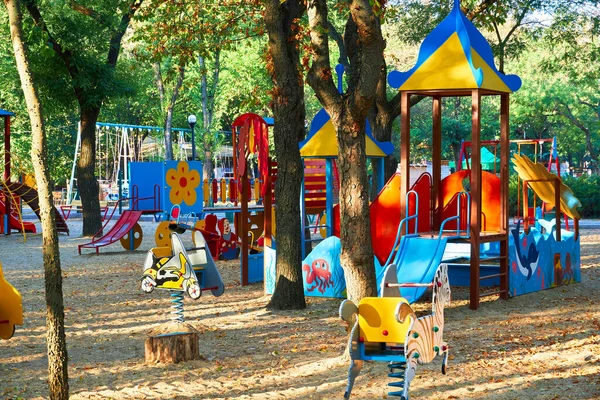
left=191, top=124, right=196, bottom=160
left=118, top=169, right=123, bottom=215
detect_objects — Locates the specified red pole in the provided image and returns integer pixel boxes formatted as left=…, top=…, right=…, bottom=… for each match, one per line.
left=4, top=115, right=10, bottom=181
left=4, top=116, right=11, bottom=235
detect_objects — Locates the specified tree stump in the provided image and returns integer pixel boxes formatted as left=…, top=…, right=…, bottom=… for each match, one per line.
left=144, top=332, right=199, bottom=364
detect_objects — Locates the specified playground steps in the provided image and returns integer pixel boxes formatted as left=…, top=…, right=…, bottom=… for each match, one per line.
left=3, top=182, right=69, bottom=235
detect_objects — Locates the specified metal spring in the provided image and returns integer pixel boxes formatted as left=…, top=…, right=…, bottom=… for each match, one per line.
left=170, top=292, right=185, bottom=323
left=387, top=361, right=407, bottom=398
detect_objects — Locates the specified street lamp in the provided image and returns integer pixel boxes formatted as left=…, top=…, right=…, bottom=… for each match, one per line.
left=187, top=114, right=197, bottom=160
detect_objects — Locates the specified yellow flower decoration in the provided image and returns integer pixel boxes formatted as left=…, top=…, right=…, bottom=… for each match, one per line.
left=166, top=161, right=200, bottom=206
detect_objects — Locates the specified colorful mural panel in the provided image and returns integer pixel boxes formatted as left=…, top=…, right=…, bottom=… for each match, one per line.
left=508, top=223, right=580, bottom=297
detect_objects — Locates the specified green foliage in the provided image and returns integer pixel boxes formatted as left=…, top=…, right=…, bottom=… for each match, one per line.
left=563, top=174, right=600, bottom=218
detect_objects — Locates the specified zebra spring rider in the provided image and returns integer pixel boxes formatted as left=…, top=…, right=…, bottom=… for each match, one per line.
left=339, top=264, right=451, bottom=399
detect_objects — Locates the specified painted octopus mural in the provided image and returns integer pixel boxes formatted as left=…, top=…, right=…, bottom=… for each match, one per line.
left=302, top=259, right=334, bottom=294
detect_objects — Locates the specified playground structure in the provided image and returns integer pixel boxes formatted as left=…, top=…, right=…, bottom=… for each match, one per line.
left=141, top=224, right=225, bottom=323
left=340, top=264, right=451, bottom=400
left=78, top=160, right=205, bottom=254
left=284, top=0, right=582, bottom=310
left=66, top=122, right=192, bottom=206
left=0, top=261, right=23, bottom=340
left=0, top=108, right=69, bottom=236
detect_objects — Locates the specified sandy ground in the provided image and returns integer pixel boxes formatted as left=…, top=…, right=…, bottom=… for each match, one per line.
left=1, top=219, right=599, bottom=399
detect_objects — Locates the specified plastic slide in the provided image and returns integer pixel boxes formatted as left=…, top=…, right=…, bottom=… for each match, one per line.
left=0, top=197, right=36, bottom=233
left=0, top=262, right=23, bottom=340
left=512, top=154, right=582, bottom=220
left=78, top=210, right=143, bottom=254
left=2, top=181, right=69, bottom=234
left=378, top=236, right=448, bottom=303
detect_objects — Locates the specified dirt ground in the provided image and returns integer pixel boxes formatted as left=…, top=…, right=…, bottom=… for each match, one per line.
left=1, top=219, right=599, bottom=399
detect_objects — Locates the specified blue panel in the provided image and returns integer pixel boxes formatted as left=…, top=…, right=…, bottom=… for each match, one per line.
left=129, top=162, right=163, bottom=211
left=301, top=236, right=346, bottom=298
left=447, top=264, right=500, bottom=287
left=243, top=253, right=264, bottom=284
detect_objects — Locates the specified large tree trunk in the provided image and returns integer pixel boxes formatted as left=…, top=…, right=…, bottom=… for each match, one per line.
left=5, top=1, right=69, bottom=398
left=77, top=106, right=102, bottom=236
left=307, top=0, right=383, bottom=301
left=265, top=0, right=307, bottom=310
left=334, top=109, right=378, bottom=299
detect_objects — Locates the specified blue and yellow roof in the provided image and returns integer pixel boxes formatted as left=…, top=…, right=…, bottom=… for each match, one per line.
left=388, top=0, right=521, bottom=93
left=299, top=108, right=394, bottom=158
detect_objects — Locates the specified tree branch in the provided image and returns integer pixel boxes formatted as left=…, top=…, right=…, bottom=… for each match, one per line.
left=306, top=0, right=341, bottom=112
left=578, top=97, right=600, bottom=120
left=345, top=0, right=384, bottom=116
left=153, top=62, right=165, bottom=109
left=69, top=0, right=110, bottom=28
left=22, top=0, right=79, bottom=81
left=327, top=20, right=348, bottom=67
left=107, top=0, right=143, bottom=68
left=465, top=0, right=500, bottom=21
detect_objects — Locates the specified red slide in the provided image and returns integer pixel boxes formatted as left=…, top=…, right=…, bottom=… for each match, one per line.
left=78, top=210, right=143, bottom=254
left=0, top=197, right=36, bottom=233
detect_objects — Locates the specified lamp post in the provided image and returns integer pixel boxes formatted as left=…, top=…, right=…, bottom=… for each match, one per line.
left=187, top=114, right=197, bottom=160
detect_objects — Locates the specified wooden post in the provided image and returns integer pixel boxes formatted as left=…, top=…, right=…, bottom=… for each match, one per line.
left=145, top=332, right=199, bottom=364
left=470, top=90, right=481, bottom=310
left=400, top=92, right=411, bottom=227
left=432, top=96, right=442, bottom=231
left=241, top=166, right=249, bottom=286
left=554, top=177, right=561, bottom=242
left=499, top=94, right=510, bottom=300
left=325, top=158, right=333, bottom=237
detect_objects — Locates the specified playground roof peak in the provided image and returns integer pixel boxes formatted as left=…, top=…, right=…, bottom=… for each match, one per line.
left=299, top=108, right=394, bottom=158
left=0, top=109, right=15, bottom=117
left=388, top=0, right=522, bottom=94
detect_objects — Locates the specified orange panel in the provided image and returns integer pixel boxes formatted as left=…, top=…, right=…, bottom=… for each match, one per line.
left=440, top=170, right=500, bottom=232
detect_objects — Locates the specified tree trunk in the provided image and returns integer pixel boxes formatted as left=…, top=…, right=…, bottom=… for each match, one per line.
left=5, top=1, right=69, bottom=398
left=264, top=0, right=307, bottom=310
left=334, top=109, right=378, bottom=300
left=199, top=51, right=220, bottom=181
left=307, top=0, right=383, bottom=301
left=164, top=66, right=185, bottom=161
left=203, top=150, right=213, bottom=180
left=77, top=106, right=102, bottom=236
left=145, top=332, right=199, bottom=363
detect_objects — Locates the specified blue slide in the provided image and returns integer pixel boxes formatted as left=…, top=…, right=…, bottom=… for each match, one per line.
left=375, top=236, right=449, bottom=303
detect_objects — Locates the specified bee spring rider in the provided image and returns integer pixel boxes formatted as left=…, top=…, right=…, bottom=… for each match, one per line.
left=141, top=223, right=225, bottom=323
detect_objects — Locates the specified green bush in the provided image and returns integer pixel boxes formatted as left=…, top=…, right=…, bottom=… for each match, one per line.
left=562, top=174, right=600, bottom=218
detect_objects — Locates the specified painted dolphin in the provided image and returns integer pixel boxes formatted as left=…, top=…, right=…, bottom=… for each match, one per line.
left=511, top=220, right=540, bottom=280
